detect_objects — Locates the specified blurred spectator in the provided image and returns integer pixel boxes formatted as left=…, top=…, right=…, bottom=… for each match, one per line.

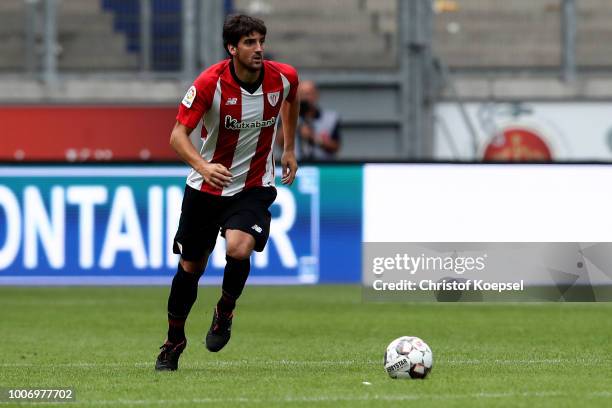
left=276, top=80, right=341, bottom=161
left=297, top=80, right=341, bottom=160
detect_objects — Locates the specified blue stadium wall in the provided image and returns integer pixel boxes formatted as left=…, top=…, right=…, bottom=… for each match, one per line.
left=0, top=164, right=362, bottom=285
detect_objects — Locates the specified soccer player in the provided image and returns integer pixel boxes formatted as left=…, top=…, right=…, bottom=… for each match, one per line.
left=155, top=14, right=299, bottom=371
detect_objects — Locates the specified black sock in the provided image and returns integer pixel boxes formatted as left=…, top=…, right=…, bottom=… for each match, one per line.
left=217, top=256, right=250, bottom=316
left=167, top=263, right=200, bottom=343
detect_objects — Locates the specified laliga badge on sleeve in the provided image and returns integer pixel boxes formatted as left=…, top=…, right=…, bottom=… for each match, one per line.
left=182, top=86, right=197, bottom=108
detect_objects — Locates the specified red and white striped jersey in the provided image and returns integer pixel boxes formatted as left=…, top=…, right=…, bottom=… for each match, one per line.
left=176, top=59, right=299, bottom=196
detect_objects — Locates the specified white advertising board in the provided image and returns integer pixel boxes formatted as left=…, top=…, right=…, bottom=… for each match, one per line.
left=364, top=164, right=612, bottom=242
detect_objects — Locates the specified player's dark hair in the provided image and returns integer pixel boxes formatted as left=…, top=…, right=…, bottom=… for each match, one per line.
left=223, top=14, right=267, bottom=56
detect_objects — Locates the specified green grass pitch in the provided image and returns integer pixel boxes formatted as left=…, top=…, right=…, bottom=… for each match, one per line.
left=1, top=285, right=611, bottom=407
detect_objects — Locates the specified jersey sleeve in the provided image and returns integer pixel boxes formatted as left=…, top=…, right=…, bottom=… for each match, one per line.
left=176, top=73, right=217, bottom=129
left=278, top=63, right=299, bottom=103
left=287, top=66, right=300, bottom=102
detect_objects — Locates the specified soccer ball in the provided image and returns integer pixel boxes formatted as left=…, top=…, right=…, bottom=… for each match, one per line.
left=384, top=336, right=433, bottom=379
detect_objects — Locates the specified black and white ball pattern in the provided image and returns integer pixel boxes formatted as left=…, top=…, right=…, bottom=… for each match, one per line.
left=384, top=336, right=433, bottom=379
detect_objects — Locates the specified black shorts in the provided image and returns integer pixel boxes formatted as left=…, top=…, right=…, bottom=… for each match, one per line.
left=173, top=185, right=277, bottom=261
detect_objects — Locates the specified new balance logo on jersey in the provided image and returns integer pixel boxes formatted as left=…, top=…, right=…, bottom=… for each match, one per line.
left=224, top=115, right=276, bottom=130
left=226, top=97, right=238, bottom=105
left=251, top=224, right=263, bottom=234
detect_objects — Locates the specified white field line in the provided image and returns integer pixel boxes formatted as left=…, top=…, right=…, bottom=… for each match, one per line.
left=0, top=361, right=357, bottom=368
left=0, top=358, right=611, bottom=368
left=0, top=357, right=608, bottom=369
left=0, top=391, right=610, bottom=406
left=0, top=361, right=359, bottom=368
left=443, top=358, right=609, bottom=365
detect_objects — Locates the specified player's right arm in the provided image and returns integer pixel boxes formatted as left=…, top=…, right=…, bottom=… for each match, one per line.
left=171, top=66, right=233, bottom=189
left=169, top=122, right=232, bottom=189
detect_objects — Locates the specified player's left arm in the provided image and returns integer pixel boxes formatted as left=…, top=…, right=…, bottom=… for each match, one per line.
left=280, top=94, right=299, bottom=185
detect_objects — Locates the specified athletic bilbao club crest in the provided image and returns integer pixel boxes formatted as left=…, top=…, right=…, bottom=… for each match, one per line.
left=267, top=91, right=280, bottom=107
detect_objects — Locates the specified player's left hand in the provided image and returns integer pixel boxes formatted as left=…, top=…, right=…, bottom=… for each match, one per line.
left=281, top=151, right=298, bottom=185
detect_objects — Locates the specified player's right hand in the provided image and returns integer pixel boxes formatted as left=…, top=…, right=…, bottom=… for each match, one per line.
left=198, top=162, right=232, bottom=189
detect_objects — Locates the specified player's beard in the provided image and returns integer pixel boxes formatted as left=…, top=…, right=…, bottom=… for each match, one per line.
left=237, top=52, right=263, bottom=73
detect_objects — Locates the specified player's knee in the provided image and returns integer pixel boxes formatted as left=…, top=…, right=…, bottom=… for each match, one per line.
left=179, top=252, right=210, bottom=275
left=226, top=240, right=254, bottom=260
left=225, top=230, right=255, bottom=260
